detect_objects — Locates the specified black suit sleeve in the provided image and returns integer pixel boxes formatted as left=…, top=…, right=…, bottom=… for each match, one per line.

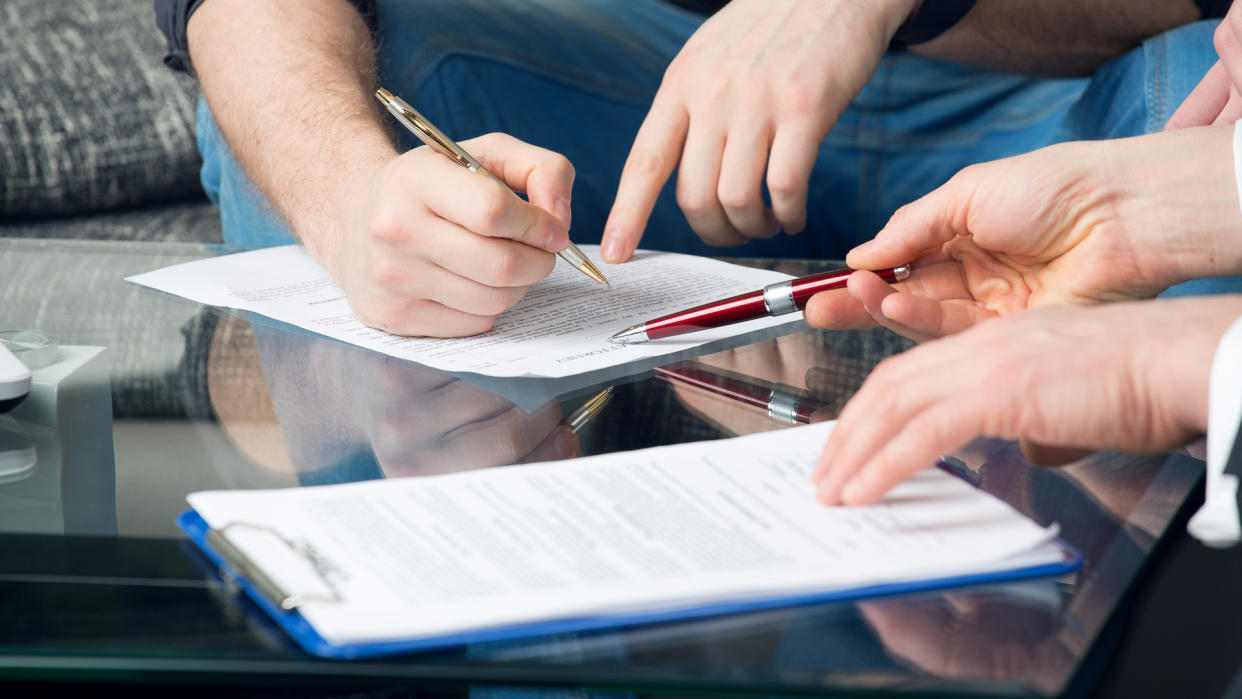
left=153, top=0, right=378, bottom=74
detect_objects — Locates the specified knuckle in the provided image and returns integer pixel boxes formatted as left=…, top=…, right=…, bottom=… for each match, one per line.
left=365, top=301, right=411, bottom=335
left=766, top=171, right=803, bottom=200
left=474, top=188, right=511, bottom=232
left=953, top=162, right=984, bottom=183
left=370, top=258, right=405, bottom=289
left=887, top=202, right=916, bottom=228
left=479, top=285, right=523, bottom=316
left=676, top=179, right=715, bottom=215
left=662, top=55, right=691, bottom=84
left=483, top=247, right=524, bottom=286
left=904, top=412, right=946, bottom=449
left=716, top=182, right=753, bottom=212
left=1216, top=24, right=1232, bottom=53
left=547, top=154, right=575, bottom=182
left=702, top=74, right=732, bottom=101
left=365, top=204, right=404, bottom=244
left=780, top=83, right=816, bottom=117
left=475, top=131, right=509, bottom=150
left=626, top=149, right=666, bottom=178
left=462, top=315, right=497, bottom=336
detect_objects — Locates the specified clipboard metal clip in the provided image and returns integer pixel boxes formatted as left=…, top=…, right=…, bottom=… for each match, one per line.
left=208, top=521, right=344, bottom=611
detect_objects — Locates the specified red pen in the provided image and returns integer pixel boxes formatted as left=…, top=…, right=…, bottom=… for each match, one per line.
left=654, top=362, right=832, bottom=425
left=608, top=265, right=911, bottom=344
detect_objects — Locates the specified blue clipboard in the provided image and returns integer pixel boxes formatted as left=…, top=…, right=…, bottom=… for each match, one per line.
left=179, top=509, right=1082, bottom=660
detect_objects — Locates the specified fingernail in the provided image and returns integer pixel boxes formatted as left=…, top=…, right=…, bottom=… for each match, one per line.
left=602, top=231, right=625, bottom=262
left=554, top=196, right=572, bottom=230
left=850, top=240, right=875, bottom=257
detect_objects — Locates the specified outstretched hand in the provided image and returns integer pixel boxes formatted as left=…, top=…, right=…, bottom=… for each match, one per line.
left=804, top=126, right=1241, bottom=341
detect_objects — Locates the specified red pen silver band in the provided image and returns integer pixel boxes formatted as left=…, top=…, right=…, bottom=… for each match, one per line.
left=609, top=264, right=911, bottom=345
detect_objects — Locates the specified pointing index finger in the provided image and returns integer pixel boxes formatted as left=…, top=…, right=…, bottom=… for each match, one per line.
left=603, top=98, right=689, bottom=263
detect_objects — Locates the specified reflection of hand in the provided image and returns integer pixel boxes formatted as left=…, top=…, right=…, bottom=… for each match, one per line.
left=1168, top=3, right=1242, bottom=128
left=812, top=296, right=1242, bottom=506
left=859, top=592, right=1070, bottom=683
left=804, top=128, right=1242, bottom=342
left=347, top=356, right=579, bottom=477
left=601, top=0, right=915, bottom=261
left=323, top=134, right=574, bottom=337
left=246, top=330, right=580, bottom=480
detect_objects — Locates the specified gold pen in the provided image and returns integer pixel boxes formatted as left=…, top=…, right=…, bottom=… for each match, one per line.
left=375, top=87, right=608, bottom=286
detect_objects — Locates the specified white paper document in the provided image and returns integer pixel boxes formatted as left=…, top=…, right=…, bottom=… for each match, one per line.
left=127, top=245, right=802, bottom=378
left=188, top=422, right=1066, bottom=648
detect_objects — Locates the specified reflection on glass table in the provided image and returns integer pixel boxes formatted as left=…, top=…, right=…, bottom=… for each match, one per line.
left=0, top=344, right=115, bottom=536
left=203, top=312, right=599, bottom=485
left=0, top=239, right=1209, bottom=697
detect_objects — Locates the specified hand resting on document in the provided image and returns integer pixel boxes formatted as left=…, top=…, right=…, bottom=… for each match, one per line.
left=812, top=296, right=1242, bottom=506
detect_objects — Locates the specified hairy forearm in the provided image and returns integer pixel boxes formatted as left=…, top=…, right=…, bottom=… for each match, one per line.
left=187, top=0, right=396, bottom=259
left=911, top=0, right=1202, bottom=77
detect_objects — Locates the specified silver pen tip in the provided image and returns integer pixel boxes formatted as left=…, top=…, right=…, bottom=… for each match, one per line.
left=608, top=324, right=648, bottom=345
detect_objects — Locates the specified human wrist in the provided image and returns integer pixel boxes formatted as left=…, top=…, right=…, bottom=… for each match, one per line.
left=1158, top=296, right=1242, bottom=436
left=1125, top=126, right=1242, bottom=288
left=294, top=126, right=397, bottom=267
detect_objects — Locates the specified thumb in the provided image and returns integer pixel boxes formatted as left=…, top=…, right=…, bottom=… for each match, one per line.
left=846, top=167, right=980, bottom=271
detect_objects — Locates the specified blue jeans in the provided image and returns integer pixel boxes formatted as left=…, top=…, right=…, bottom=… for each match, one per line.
left=197, top=2, right=1228, bottom=282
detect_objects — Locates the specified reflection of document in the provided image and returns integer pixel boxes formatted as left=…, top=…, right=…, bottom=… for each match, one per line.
left=127, top=245, right=801, bottom=378
left=185, top=422, right=1071, bottom=654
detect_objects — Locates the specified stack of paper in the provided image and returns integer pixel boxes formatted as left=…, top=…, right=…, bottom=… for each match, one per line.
left=182, top=422, right=1075, bottom=658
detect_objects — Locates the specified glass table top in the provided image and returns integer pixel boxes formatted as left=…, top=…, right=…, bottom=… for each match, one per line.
left=0, top=237, right=1205, bottom=696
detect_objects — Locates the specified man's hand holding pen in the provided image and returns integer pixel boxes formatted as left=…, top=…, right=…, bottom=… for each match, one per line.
left=327, top=132, right=575, bottom=338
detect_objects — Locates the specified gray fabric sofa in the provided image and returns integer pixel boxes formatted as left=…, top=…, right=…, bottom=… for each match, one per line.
left=1, top=1, right=226, bottom=419
left=0, top=0, right=221, bottom=244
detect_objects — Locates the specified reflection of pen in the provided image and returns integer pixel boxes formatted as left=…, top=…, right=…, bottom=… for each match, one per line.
left=654, top=362, right=830, bottom=425
left=564, top=386, right=614, bottom=435
left=608, top=265, right=910, bottom=344
left=375, top=88, right=608, bottom=286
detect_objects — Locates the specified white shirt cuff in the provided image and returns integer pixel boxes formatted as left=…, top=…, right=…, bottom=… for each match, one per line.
left=1187, top=314, right=1242, bottom=546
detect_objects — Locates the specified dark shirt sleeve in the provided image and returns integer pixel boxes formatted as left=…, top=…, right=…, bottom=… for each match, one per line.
left=664, top=0, right=728, bottom=15
left=153, top=0, right=206, bottom=73
left=154, top=0, right=378, bottom=74
left=1196, top=0, right=1233, bottom=19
